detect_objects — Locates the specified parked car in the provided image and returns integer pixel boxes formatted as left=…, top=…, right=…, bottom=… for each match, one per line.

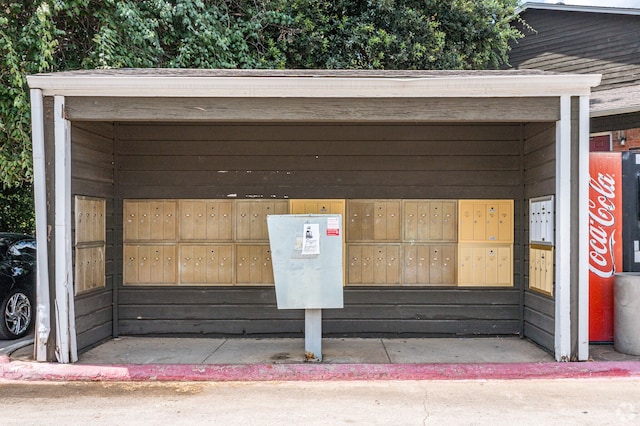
left=0, top=233, right=35, bottom=339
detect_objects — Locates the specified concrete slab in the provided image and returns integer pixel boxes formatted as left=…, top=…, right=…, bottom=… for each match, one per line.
left=194, top=338, right=391, bottom=364
left=321, top=338, right=390, bottom=364
left=383, top=337, right=554, bottom=363
left=78, top=337, right=226, bottom=365
left=589, top=344, right=640, bottom=362
left=205, top=338, right=306, bottom=364
left=73, top=336, right=551, bottom=365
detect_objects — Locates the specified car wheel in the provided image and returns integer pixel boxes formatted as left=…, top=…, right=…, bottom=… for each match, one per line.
left=0, top=289, right=32, bottom=340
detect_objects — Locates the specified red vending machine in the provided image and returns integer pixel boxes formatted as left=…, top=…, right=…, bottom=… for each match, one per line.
left=589, top=152, right=623, bottom=342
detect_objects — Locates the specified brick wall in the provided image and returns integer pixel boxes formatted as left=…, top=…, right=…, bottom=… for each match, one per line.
left=613, top=128, right=640, bottom=151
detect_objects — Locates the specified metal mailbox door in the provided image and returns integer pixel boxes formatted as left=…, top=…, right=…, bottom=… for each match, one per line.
left=267, top=214, right=343, bottom=309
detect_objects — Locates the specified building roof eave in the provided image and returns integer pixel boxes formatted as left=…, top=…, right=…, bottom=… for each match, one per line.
left=26, top=69, right=602, bottom=99
left=517, top=2, right=640, bottom=16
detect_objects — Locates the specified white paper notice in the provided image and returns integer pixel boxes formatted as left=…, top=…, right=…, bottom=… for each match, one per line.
left=301, top=224, right=320, bottom=255
left=326, top=217, right=340, bottom=236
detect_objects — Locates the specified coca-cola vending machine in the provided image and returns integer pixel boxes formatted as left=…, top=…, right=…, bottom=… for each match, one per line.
left=589, top=152, right=622, bottom=343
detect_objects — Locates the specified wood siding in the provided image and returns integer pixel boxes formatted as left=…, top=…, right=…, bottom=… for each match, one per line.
left=509, top=9, right=640, bottom=92
left=114, top=122, right=527, bottom=337
left=66, top=97, right=560, bottom=123
left=71, top=122, right=115, bottom=350
left=592, top=111, right=640, bottom=134
left=523, top=122, right=556, bottom=351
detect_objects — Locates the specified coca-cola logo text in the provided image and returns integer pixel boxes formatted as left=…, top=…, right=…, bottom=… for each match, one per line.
left=589, top=172, right=617, bottom=278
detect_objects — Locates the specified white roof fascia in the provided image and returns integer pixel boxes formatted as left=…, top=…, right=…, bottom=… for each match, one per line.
left=591, top=105, right=640, bottom=118
left=517, top=2, right=640, bottom=16
left=27, top=74, right=602, bottom=98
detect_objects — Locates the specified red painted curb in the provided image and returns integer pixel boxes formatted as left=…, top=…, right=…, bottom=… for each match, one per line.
left=2, top=360, right=640, bottom=382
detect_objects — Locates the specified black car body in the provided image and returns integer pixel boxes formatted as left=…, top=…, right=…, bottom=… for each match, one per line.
left=0, top=233, right=35, bottom=339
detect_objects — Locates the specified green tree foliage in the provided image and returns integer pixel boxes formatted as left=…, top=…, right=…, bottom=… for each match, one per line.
left=279, top=0, right=521, bottom=69
left=0, top=1, right=57, bottom=189
left=0, top=184, right=35, bottom=233
left=0, top=0, right=522, bottom=232
left=76, top=0, right=292, bottom=69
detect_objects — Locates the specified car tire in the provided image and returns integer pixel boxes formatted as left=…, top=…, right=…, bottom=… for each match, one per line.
left=0, top=288, right=33, bottom=340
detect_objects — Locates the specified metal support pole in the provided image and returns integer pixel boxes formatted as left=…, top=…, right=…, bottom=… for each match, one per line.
left=304, top=309, right=322, bottom=361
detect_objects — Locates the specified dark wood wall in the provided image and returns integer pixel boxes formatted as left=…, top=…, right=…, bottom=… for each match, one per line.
left=523, top=122, right=557, bottom=351
left=71, top=122, right=115, bottom=350
left=509, top=9, right=640, bottom=92
left=112, top=122, right=528, bottom=338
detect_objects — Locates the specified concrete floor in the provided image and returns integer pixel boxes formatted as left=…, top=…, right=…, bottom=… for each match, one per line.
left=10, top=336, right=556, bottom=364
left=8, top=336, right=639, bottom=365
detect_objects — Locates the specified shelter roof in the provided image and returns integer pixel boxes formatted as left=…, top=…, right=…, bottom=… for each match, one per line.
left=28, top=68, right=601, bottom=99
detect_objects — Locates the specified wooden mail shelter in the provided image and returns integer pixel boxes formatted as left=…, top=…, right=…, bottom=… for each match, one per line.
left=27, top=69, right=600, bottom=362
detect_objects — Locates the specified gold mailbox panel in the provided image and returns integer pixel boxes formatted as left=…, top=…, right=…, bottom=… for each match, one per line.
left=403, top=200, right=456, bottom=242
left=124, top=244, right=177, bottom=285
left=458, top=200, right=513, bottom=243
left=529, top=246, right=554, bottom=296
left=347, top=200, right=401, bottom=242
left=458, top=244, right=513, bottom=286
left=75, top=246, right=105, bottom=292
left=75, top=197, right=106, bottom=244
left=235, top=200, right=288, bottom=241
left=180, top=244, right=233, bottom=284
left=347, top=244, right=400, bottom=285
left=289, top=199, right=346, bottom=217
left=124, top=200, right=177, bottom=241
left=180, top=200, right=233, bottom=241
left=404, top=244, right=456, bottom=285
left=235, top=244, right=274, bottom=285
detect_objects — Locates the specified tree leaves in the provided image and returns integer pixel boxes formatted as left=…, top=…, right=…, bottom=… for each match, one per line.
left=0, top=0, right=522, bottom=231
